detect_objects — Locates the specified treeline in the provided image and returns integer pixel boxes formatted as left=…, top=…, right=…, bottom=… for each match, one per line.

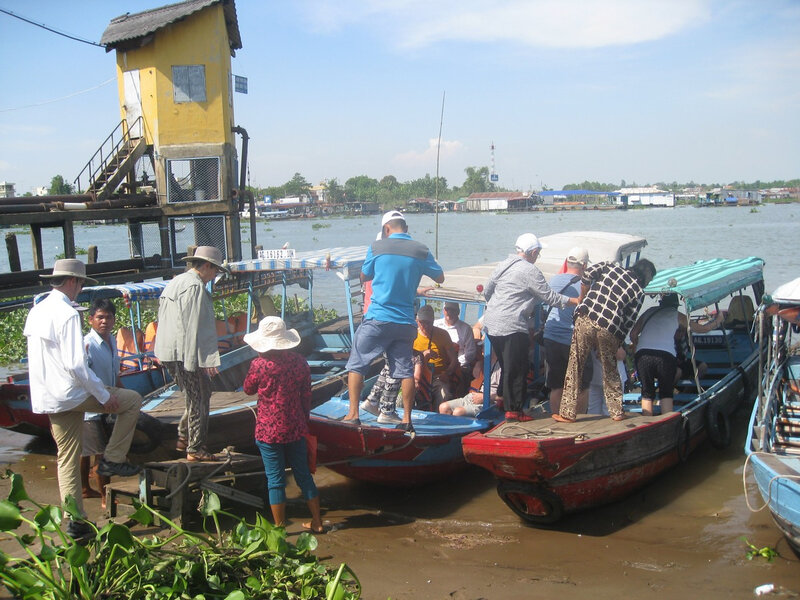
left=253, top=172, right=800, bottom=207
left=250, top=166, right=504, bottom=206
left=564, top=179, right=800, bottom=193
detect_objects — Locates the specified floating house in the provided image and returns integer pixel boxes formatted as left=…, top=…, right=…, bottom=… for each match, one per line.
left=616, top=186, right=675, bottom=207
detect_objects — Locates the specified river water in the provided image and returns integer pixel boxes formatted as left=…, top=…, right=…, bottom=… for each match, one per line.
left=1, top=203, right=798, bottom=598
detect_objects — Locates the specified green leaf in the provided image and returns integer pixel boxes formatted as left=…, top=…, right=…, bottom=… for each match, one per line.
left=34, top=505, right=61, bottom=531
left=7, top=472, right=30, bottom=504
left=39, top=543, right=57, bottom=562
left=0, top=499, right=22, bottom=531
left=223, top=592, right=246, bottom=600
left=105, top=523, right=136, bottom=549
left=295, top=532, right=318, bottom=553
left=129, top=502, right=154, bottom=526
left=207, top=574, right=222, bottom=590
left=200, top=490, right=221, bottom=517
left=65, top=542, right=90, bottom=567
left=62, top=495, right=83, bottom=520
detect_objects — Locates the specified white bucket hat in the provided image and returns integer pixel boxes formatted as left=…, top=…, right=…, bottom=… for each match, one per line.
left=243, top=316, right=301, bottom=353
left=40, top=258, right=98, bottom=285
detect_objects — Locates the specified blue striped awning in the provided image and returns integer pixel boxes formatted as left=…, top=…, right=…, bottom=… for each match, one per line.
left=78, top=282, right=169, bottom=305
left=227, top=246, right=368, bottom=279
left=644, top=257, right=764, bottom=312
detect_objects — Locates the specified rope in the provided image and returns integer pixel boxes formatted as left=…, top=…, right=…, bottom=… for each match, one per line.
left=742, top=451, right=800, bottom=513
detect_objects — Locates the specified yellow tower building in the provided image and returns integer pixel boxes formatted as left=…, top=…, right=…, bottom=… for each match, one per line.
left=101, top=0, right=244, bottom=262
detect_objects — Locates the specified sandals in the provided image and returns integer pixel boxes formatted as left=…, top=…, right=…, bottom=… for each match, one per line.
left=187, top=448, right=219, bottom=462
left=176, top=436, right=188, bottom=452
left=302, top=522, right=328, bottom=535
left=551, top=414, right=576, bottom=423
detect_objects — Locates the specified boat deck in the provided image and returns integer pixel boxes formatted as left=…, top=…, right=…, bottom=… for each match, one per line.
left=485, top=412, right=672, bottom=442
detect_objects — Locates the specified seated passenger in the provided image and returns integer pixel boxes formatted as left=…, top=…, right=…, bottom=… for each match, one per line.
left=440, top=352, right=501, bottom=417
left=413, top=304, right=458, bottom=410
left=434, top=302, right=478, bottom=397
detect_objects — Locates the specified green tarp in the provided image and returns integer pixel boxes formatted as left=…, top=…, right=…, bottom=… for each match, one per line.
left=644, top=257, right=764, bottom=312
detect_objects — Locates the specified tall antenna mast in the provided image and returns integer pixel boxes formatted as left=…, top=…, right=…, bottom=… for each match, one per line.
left=434, top=91, right=445, bottom=260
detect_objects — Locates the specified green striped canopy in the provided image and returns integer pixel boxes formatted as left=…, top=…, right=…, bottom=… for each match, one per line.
left=644, top=257, right=764, bottom=312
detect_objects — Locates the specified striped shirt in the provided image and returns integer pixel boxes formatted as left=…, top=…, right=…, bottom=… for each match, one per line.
left=576, top=261, right=644, bottom=341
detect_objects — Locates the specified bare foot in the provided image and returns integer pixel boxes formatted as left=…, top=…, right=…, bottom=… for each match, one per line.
left=551, top=413, right=576, bottom=423
left=611, top=414, right=626, bottom=421
left=302, top=521, right=327, bottom=534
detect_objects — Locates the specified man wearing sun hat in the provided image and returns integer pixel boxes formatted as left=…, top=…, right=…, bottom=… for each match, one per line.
left=24, top=258, right=143, bottom=539
left=483, top=233, right=579, bottom=422
left=155, top=245, right=228, bottom=462
left=344, top=210, right=445, bottom=430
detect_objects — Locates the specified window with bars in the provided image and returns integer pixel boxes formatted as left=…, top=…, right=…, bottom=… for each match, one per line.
left=166, top=157, right=220, bottom=203
left=172, top=65, right=207, bottom=103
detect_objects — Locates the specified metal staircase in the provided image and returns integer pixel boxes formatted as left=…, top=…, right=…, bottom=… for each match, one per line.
left=74, top=117, right=148, bottom=201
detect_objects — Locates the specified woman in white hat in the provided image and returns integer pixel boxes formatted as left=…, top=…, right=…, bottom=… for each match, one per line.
left=243, top=316, right=325, bottom=534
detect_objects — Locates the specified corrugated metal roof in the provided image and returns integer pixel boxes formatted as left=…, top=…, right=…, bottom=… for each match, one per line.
left=101, top=0, right=241, bottom=53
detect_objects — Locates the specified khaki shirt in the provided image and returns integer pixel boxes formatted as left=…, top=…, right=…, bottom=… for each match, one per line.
left=154, top=270, right=220, bottom=372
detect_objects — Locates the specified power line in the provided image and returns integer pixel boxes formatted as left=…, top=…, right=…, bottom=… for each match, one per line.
left=0, top=77, right=116, bottom=113
left=0, top=6, right=106, bottom=48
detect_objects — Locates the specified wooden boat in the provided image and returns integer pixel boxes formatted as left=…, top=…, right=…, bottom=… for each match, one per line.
left=462, top=256, right=765, bottom=524
left=0, top=248, right=380, bottom=456
left=139, top=246, right=383, bottom=455
left=307, top=231, right=648, bottom=486
left=745, top=277, right=800, bottom=554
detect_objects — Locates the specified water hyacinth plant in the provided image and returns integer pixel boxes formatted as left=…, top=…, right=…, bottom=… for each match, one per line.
left=0, top=470, right=360, bottom=599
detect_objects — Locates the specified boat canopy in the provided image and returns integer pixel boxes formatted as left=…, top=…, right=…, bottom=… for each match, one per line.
left=76, top=282, right=168, bottom=305
left=644, top=257, right=764, bottom=312
left=227, top=246, right=368, bottom=280
left=770, top=277, right=800, bottom=305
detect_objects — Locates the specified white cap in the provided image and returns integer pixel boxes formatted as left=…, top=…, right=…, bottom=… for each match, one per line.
left=381, top=210, right=405, bottom=227
left=566, top=246, right=590, bottom=265
left=514, top=233, right=542, bottom=254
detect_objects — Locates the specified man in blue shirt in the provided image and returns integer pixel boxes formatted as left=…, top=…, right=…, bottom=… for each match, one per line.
left=82, top=298, right=123, bottom=506
left=344, top=211, right=444, bottom=430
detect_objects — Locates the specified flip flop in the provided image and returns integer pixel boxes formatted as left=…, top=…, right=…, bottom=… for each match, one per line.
left=336, top=416, right=361, bottom=425
left=551, top=414, right=576, bottom=423
left=302, top=522, right=328, bottom=535
left=82, top=488, right=102, bottom=499
left=187, top=449, right=220, bottom=462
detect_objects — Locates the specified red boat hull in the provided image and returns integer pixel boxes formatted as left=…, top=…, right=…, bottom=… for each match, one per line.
left=462, top=411, right=708, bottom=523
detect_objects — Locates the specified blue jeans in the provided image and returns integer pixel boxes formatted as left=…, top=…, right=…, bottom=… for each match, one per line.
left=255, top=438, right=318, bottom=505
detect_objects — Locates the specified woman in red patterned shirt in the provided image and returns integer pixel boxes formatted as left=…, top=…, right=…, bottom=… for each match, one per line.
left=243, top=316, right=324, bottom=534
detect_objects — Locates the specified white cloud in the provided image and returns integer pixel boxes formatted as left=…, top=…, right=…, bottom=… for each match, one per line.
left=393, top=138, right=464, bottom=169
left=298, top=0, right=711, bottom=49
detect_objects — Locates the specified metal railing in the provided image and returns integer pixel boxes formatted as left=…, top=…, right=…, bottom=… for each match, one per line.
left=74, top=117, right=143, bottom=193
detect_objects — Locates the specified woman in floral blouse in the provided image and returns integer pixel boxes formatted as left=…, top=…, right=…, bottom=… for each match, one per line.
left=243, top=316, right=324, bottom=534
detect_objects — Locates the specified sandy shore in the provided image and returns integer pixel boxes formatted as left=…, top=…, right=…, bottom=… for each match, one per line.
left=1, top=424, right=798, bottom=600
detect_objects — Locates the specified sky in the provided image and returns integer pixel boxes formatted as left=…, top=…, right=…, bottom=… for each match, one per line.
left=1, top=0, right=799, bottom=195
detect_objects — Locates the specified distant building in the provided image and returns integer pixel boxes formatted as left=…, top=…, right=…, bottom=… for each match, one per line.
left=464, top=191, right=524, bottom=211
left=616, top=186, right=674, bottom=207
left=0, top=182, right=15, bottom=198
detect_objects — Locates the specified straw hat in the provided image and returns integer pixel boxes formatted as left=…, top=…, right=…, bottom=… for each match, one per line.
left=243, top=316, right=301, bottom=353
left=182, top=246, right=229, bottom=272
left=40, top=258, right=98, bottom=285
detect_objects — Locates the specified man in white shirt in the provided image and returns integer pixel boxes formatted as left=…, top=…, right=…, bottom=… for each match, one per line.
left=24, top=259, right=142, bottom=539
left=434, top=302, right=478, bottom=396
